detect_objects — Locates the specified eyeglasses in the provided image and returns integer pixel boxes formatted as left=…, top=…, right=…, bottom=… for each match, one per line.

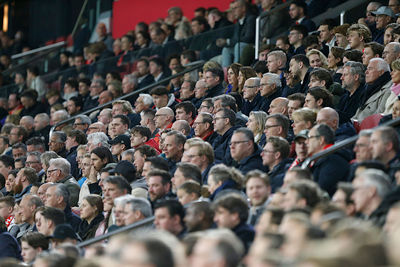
left=47, top=169, right=59, bottom=174
left=229, top=140, right=249, bottom=146
left=185, top=154, right=200, bottom=159
left=193, top=121, right=206, bottom=127
left=265, top=124, right=280, bottom=129
left=262, top=149, right=275, bottom=153
left=155, top=114, right=168, bottom=117
left=244, top=85, right=259, bottom=88
left=308, top=135, right=320, bottom=140
left=260, top=83, right=271, bottom=87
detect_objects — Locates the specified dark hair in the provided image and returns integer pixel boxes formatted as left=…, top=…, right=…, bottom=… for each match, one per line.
left=78, top=77, right=91, bottom=86
left=291, top=54, right=310, bottom=68
left=308, top=87, right=333, bottom=108
left=181, top=50, right=197, bottom=62
left=0, top=155, right=14, bottom=168
left=206, top=68, right=224, bottom=83
left=147, top=169, right=171, bottom=185
left=288, top=180, right=321, bottom=208
left=135, top=145, right=158, bottom=158
left=314, top=123, right=335, bottom=144
left=310, top=68, right=333, bottom=88
left=218, top=108, right=236, bottom=126
left=21, top=232, right=49, bottom=250
left=212, top=193, right=249, bottom=224
left=154, top=199, right=184, bottom=223
left=302, top=35, right=319, bottom=48
left=364, top=42, right=384, bottom=58
left=266, top=114, right=290, bottom=135
left=149, top=57, right=165, bottom=69
left=150, top=86, right=169, bottom=96
left=131, top=126, right=151, bottom=142
left=175, top=101, right=196, bottom=119
left=113, top=114, right=130, bottom=128
left=68, top=96, right=83, bottom=110
left=66, top=129, right=87, bottom=145
left=288, top=93, right=306, bottom=107
left=91, top=146, right=114, bottom=166
left=289, top=24, right=308, bottom=38
left=319, top=18, right=337, bottom=30
left=144, top=157, right=169, bottom=172
left=343, top=49, right=363, bottom=63
left=83, top=194, right=103, bottom=216
left=176, top=162, right=202, bottom=184
left=103, top=175, right=132, bottom=193
left=65, top=79, right=78, bottom=90
left=36, top=206, right=65, bottom=226
left=253, top=60, right=268, bottom=74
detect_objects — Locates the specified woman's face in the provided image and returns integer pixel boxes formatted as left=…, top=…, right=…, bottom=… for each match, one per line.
left=6, top=173, right=15, bottom=192
left=91, top=153, right=106, bottom=172
left=80, top=199, right=97, bottom=221
left=238, top=71, right=244, bottom=86
left=391, top=68, right=400, bottom=84
left=246, top=114, right=259, bottom=134
left=327, top=52, right=337, bottom=69
left=393, top=100, right=400, bottom=119
left=227, top=68, right=238, bottom=86
left=292, top=119, right=310, bottom=135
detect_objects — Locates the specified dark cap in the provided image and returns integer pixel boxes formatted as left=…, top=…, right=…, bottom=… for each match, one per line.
left=109, top=134, right=131, bottom=148
left=111, top=160, right=136, bottom=183
left=50, top=224, right=80, bottom=240
left=294, top=129, right=309, bottom=141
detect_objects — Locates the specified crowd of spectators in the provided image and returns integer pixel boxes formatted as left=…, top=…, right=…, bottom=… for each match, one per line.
left=1, top=0, right=400, bottom=266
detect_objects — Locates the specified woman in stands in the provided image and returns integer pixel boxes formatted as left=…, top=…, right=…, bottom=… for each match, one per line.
left=135, top=31, right=150, bottom=49
left=291, top=108, right=317, bottom=135
left=327, top=46, right=345, bottom=83
left=86, top=146, right=114, bottom=195
left=226, top=63, right=242, bottom=93
left=207, top=164, right=244, bottom=200
left=237, top=66, right=257, bottom=94
left=78, top=194, right=104, bottom=240
left=246, top=111, right=267, bottom=148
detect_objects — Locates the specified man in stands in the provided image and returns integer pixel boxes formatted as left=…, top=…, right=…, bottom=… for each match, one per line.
left=154, top=199, right=186, bottom=238
left=212, top=108, right=237, bottom=164
left=147, top=169, right=172, bottom=206
left=288, top=54, right=312, bottom=94
left=245, top=170, right=271, bottom=226
left=259, top=73, right=283, bottom=112
left=264, top=114, right=290, bottom=141
left=242, top=77, right=263, bottom=116
left=175, top=101, right=196, bottom=126
left=163, top=130, right=186, bottom=175
left=193, top=112, right=218, bottom=144
left=136, top=58, right=155, bottom=89
left=150, top=86, right=180, bottom=110
left=204, top=68, right=224, bottom=98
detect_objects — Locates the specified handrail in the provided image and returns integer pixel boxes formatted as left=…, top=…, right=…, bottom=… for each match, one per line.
left=255, top=0, right=293, bottom=59
left=11, top=41, right=66, bottom=60
left=49, top=60, right=205, bottom=137
left=77, top=216, right=154, bottom=247
left=301, top=117, right=400, bottom=169
left=71, top=0, right=89, bottom=38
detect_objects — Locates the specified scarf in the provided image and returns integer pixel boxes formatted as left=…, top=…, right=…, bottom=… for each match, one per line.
left=391, top=83, right=400, bottom=96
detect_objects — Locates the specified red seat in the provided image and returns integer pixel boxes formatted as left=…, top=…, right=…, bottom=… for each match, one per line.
left=359, top=113, right=383, bottom=131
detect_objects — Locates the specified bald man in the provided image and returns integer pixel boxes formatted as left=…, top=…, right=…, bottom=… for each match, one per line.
left=87, top=122, right=107, bottom=134
left=171, top=120, right=191, bottom=136
left=268, top=97, right=288, bottom=116
left=155, top=107, right=174, bottom=133
left=316, top=107, right=357, bottom=142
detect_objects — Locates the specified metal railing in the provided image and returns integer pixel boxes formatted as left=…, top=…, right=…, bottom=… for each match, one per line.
left=77, top=216, right=154, bottom=247
left=50, top=60, right=205, bottom=137
left=301, top=117, right=400, bottom=169
left=255, top=0, right=293, bottom=59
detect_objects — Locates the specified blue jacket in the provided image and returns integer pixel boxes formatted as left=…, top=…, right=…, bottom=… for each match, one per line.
left=0, top=230, right=21, bottom=260
left=241, top=93, right=264, bottom=116
left=232, top=222, right=255, bottom=254
left=259, top=87, right=283, bottom=113
left=212, top=126, right=239, bottom=165
left=233, top=145, right=266, bottom=175
left=268, top=158, right=293, bottom=193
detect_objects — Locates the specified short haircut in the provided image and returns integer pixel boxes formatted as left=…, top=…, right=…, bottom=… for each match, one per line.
left=190, top=141, right=214, bottom=164
left=0, top=196, right=14, bottom=207
left=319, top=18, right=337, bottom=30
left=343, top=61, right=366, bottom=84
left=165, top=130, right=187, bottom=146
left=178, top=181, right=201, bottom=197
left=289, top=24, right=308, bottom=38
left=347, top=23, right=372, bottom=43
left=26, top=137, right=46, bottom=151
left=51, top=131, right=67, bottom=143
left=291, top=54, right=310, bottom=68
left=308, top=87, right=333, bottom=108
left=49, top=158, right=71, bottom=176
left=113, top=114, right=130, bottom=128
left=336, top=182, right=354, bottom=204
left=125, top=198, right=152, bottom=218
left=310, top=68, right=333, bottom=88
left=288, top=180, right=321, bottom=208
left=286, top=167, right=313, bottom=180
left=0, top=155, right=14, bottom=168
left=66, top=129, right=87, bottom=145
left=154, top=199, right=184, bottom=222
left=36, top=206, right=66, bottom=226
left=144, top=156, right=169, bottom=173
left=176, top=162, right=202, bottom=184
left=262, top=73, right=282, bottom=87
left=233, top=127, right=255, bottom=143
left=374, top=126, right=400, bottom=152
left=358, top=169, right=391, bottom=198
left=206, top=68, right=224, bottom=83
left=288, top=93, right=306, bottom=107
left=103, top=175, right=132, bottom=193
left=147, top=169, right=172, bottom=185
left=266, top=114, right=290, bottom=135
left=175, top=101, right=196, bottom=119
left=113, top=100, right=134, bottom=114
left=314, top=123, right=335, bottom=145
left=245, top=170, right=270, bottom=187
left=21, top=167, right=38, bottom=184
left=21, top=232, right=49, bottom=250
left=364, top=42, right=384, bottom=57
left=135, top=145, right=158, bottom=158
left=209, top=164, right=243, bottom=189
left=267, top=136, right=290, bottom=159
left=343, top=49, right=363, bottom=63
left=212, top=193, right=249, bottom=224
left=217, top=108, right=236, bottom=126
left=131, top=126, right=151, bottom=141
left=181, top=49, right=197, bottom=62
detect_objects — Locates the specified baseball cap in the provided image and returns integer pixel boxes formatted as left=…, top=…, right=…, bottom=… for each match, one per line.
left=294, top=129, right=309, bottom=141
left=108, top=134, right=131, bottom=149
left=372, top=6, right=395, bottom=18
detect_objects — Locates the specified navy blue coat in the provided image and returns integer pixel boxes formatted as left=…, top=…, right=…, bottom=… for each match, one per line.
left=268, top=158, right=293, bottom=193
left=241, top=93, right=264, bottom=116
left=66, top=146, right=79, bottom=179
left=232, top=222, right=255, bottom=254
left=310, top=151, right=350, bottom=197
left=337, top=84, right=365, bottom=124
left=0, top=231, right=22, bottom=260
left=65, top=205, right=82, bottom=233
left=233, top=145, right=266, bottom=175
left=138, top=74, right=155, bottom=90
left=212, top=126, right=239, bottom=164
left=259, top=87, right=282, bottom=113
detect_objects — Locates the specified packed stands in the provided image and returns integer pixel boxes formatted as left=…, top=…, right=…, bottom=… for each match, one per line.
left=1, top=0, right=400, bottom=266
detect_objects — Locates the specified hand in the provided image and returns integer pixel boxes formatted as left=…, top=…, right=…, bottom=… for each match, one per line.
left=88, top=166, right=98, bottom=183
left=216, top=38, right=227, bottom=47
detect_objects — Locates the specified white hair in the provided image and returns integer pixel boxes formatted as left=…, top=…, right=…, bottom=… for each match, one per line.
left=370, top=58, right=390, bottom=73
left=49, top=158, right=71, bottom=176
left=139, top=94, right=153, bottom=106
left=263, top=72, right=282, bottom=87
left=87, top=132, right=110, bottom=148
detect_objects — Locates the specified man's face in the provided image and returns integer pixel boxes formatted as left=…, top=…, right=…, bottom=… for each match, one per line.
left=318, top=25, right=332, bottom=42
left=288, top=30, right=302, bottom=45
left=136, top=61, right=149, bottom=77
left=366, top=60, right=383, bottom=84
left=353, top=135, right=372, bottom=161
left=264, top=118, right=281, bottom=138
left=122, top=77, right=134, bottom=94
left=152, top=94, right=168, bottom=109
left=341, top=66, right=357, bottom=91
left=19, top=197, right=33, bottom=223
left=308, top=54, right=323, bottom=68
left=306, top=127, right=322, bottom=155
left=246, top=177, right=269, bottom=207
left=180, top=81, right=194, bottom=100
left=282, top=189, right=300, bottom=211
left=289, top=59, right=301, bottom=77
left=383, top=44, right=398, bottom=66
left=46, top=164, right=61, bottom=183
left=186, top=146, right=205, bottom=169
left=261, top=142, right=276, bottom=167
left=351, top=176, right=372, bottom=213
left=171, top=168, right=186, bottom=191
left=304, top=93, right=319, bottom=109
left=204, top=71, right=219, bottom=88
left=194, top=80, right=208, bottom=99
left=73, top=118, right=87, bottom=132
left=45, top=186, right=60, bottom=207
left=232, top=1, right=246, bottom=20
left=66, top=100, right=78, bottom=115
left=8, top=94, right=19, bottom=110
left=267, top=55, right=280, bottom=73
left=0, top=160, right=10, bottom=178
left=243, top=79, right=259, bottom=101
left=213, top=111, right=228, bottom=134
left=124, top=203, right=139, bottom=225
left=288, top=4, right=300, bottom=19
left=288, top=100, right=302, bottom=120
left=89, top=82, right=103, bottom=97
left=112, top=104, right=126, bottom=117
left=21, top=241, right=39, bottom=263
left=9, top=127, right=21, bottom=145
left=104, top=182, right=125, bottom=203
left=163, top=135, right=182, bottom=161
left=362, top=47, right=375, bottom=66
left=110, top=118, right=128, bottom=137
left=308, top=75, right=325, bottom=89
left=26, top=155, right=41, bottom=173
left=130, top=132, right=146, bottom=148
left=347, top=31, right=362, bottom=49
left=154, top=207, right=176, bottom=233
left=148, top=176, right=169, bottom=201
left=258, top=50, right=268, bottom=61
left=111, top=143, right=124, bottom=156
left=175, top=107, right=191, bottom=121
left=376, top=14, right=391, bottom=30
left=214, top=206, right=237, bottom=229
left=12, top=148, right=26, bottom=160
left=370, top=131, right=387, bottom=161
left=193, top=115, right=209, bottom=137
left=191, top=20, right=203, bottom=35
left=35, top=212, right=51, bottom=236
left=259, top=76, right=276, bottom=97
left=295, top=138, right=308, bottom=161
left=268, top=99, right=285, bottom=115
left=184, top=205, right=202, bottom=232
left=230, top=132, right=251, bottom=162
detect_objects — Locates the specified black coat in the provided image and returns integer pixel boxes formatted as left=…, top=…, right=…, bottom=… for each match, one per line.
left=268, top=158, right=293, bottom=193
left=78, top=213, right=104, bottom=241
left=232, top=222, right=255, bottom=254
left=233, top=145, right=266, bottom=175
left=337, top=84, right=365, bottom=124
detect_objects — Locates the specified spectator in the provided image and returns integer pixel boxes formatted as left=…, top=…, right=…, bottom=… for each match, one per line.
left=78, top=194, right=104, bottom=240
left=154, top=199, right=185, bottom=238
left=34, top=206, right=65, bottom=237
left=212, top=108, right=237, bottom=164
left=245, top=170, right=271, bottom=226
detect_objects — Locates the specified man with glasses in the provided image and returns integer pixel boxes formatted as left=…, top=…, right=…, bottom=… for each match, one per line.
left=26, top=152, right=45, bottom=183
left=73, top=115, right=91, bottom=132
left=230, top=128, right=264, bottom=175
left=259, top=73, right=283, bottom=112
left=307, top=124, right=350, bottom=196
left=193, top=112, right=218, bottom=144
left=264, top=114, right=290, bottom=141
left=261, top=136, right=292, bottom=192
left=241, top=77, right=263, bottom=116
left=212, top=108, right=238, bottom=164
left=185, top=141, right=215, bottom=184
